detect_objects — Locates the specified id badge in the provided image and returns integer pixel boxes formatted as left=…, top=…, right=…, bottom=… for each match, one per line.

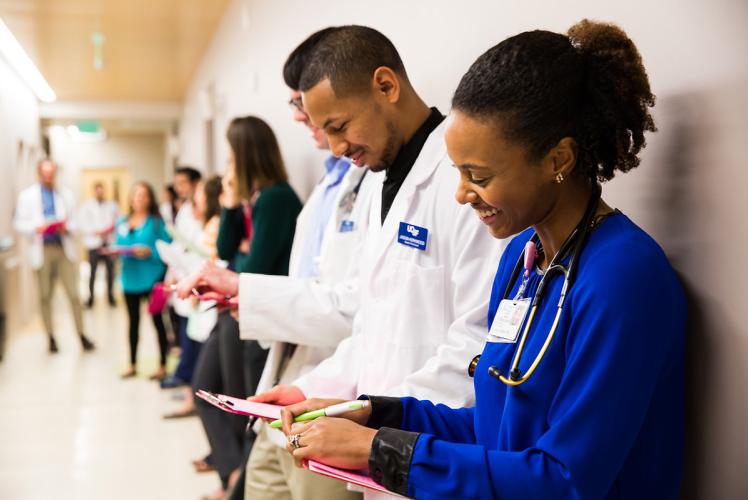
left=487, top=298, right=531, bottom=343
left=339, top=220, right=355, bottom=233
left=397, top=222, right=428, bottom=251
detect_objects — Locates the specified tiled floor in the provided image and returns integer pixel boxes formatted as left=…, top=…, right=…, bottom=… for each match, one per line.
left=0, top=287, right=217, bottom=499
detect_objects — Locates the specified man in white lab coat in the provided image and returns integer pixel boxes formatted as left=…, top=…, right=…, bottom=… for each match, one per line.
left=14, top=159, right=95, bottom=353
left=77, top=181, right=119, bottom=307
left=258, top=26, right=504, bottom=498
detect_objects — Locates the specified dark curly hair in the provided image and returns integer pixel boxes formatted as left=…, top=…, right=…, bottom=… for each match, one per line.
left=452, top=19, right=656, bottom=182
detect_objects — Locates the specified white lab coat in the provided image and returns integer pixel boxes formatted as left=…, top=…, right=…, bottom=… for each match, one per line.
left=13, top=183, right=78, bottom=270
left=294, top=120, right=506, bottom=409
left=239, top=163, right=377, bottom=447
left=77, top=199, right=119, bottom=249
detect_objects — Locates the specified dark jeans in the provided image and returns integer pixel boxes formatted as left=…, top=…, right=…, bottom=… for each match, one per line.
left=173, top=314, right=202, bottom=383
left=88, top=248, right=114, bottom=301
left=124, top=291, right=168, bottom=366
left=193, top=312, right=247, bottom=487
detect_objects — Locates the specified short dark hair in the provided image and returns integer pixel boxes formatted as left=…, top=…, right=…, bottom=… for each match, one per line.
left=452, top=19, right=656, bottom=183
left=283, top=27, right=339, bottom=90
left=226, top=116, right=288, bottom=200
left=298, top=25, right=408, bottom=96
left=174, top=166, right=202, bottom=183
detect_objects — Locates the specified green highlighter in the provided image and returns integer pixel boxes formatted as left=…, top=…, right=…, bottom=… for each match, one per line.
left=269, top=400, right=370, bottom=429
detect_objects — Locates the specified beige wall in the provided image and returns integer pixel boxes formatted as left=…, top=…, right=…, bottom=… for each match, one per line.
left=48, top=130, right=167, bottom=205
left=179, top=0, right=748, bottom=496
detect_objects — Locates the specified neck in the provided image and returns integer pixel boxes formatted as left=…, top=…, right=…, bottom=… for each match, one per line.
left=534, top=180, right=596, bottom=268
left=396, top=90, right=432, bottom=146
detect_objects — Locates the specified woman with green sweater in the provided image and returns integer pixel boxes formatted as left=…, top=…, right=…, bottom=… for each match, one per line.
left=192, top=116, right=301, bottom=497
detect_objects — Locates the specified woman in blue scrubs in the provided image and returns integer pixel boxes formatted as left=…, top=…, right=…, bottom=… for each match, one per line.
left=280, top=19, right=686, bottom=499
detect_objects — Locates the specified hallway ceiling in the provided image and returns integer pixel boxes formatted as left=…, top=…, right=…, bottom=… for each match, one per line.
left=0, top=0, right=230, bottom=101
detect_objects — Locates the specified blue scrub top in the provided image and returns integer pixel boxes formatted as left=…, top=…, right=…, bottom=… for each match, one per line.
left=116, top=215, right=171, bottom=294
left=399, top=214, right=686, bottom=499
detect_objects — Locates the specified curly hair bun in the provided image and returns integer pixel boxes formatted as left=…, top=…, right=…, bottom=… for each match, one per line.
left=567, top=19, right=656, bottom=181
left=452, top=19, right=657, bottom=183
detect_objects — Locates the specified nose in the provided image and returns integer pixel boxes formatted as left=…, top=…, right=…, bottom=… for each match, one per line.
left=454, top=175, right=478, bottom=206
left=328, top=135, right=349, bottom=158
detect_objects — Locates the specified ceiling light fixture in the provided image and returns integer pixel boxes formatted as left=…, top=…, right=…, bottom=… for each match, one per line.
left=0, top=17, right=56, bottom=102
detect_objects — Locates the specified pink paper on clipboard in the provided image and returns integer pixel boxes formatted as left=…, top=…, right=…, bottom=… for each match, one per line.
left=304, top=460, right=402, bottom=497
left=195, top=390, right=281, bottom=420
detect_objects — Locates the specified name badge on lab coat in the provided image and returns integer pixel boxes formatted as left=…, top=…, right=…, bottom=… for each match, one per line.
left=339, top=220, right=355, bottom=233
left=397, top=222, right=428, bottom=251
left=487, top=298, right=531, bottom=343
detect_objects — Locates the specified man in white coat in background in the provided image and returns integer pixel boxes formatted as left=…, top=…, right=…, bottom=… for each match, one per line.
left=77, top=181, right=119, bottom=307
left=178, top=29, right=374, bottom=500
left=14, top=159, right=95, bottom=353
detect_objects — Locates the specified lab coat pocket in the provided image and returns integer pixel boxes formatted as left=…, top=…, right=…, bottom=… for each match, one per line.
left=317, top=230, right=359, bottom=283
left=369, top=260, right=446, bottom=349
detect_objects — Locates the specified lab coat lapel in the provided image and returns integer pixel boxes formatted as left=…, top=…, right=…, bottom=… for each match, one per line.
left=371, top=121, right=448, bottom=266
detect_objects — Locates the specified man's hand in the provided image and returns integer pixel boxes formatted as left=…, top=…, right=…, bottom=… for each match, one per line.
left=284, top=417, right=376, bottom=470
left=175, top=261, right=239, bottom=300
left=249, top=384, right=306, bottom=408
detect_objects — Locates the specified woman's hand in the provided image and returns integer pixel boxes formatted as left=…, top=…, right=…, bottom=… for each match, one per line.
left=132, top=245, right=151, bottom=259
left=279, top=397, right=373, bottom=434
left=284, top=417, right=377, bottom=470
left=221, top=168, right=239, bottom=209
left=175, top=261, right=239, bottom=299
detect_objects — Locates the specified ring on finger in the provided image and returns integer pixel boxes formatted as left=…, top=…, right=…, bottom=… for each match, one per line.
left=288, top=433, right=302, bottom=449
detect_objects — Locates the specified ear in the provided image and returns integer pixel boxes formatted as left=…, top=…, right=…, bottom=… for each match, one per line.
left=547, top=137, right=578, bottom=181
left=371, top=66, right=401, bottom=104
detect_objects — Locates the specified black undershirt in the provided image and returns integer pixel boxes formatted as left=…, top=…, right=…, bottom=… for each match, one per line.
left=381, top=107, right=445, bottom=224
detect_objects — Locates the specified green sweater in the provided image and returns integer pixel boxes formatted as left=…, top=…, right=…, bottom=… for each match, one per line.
left=217, top=182, right=302, bottom=275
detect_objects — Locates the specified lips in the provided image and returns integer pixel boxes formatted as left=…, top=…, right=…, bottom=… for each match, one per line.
left=348, top=150, right=365, bottom=166
left=474, top=205, right=500, bottom=222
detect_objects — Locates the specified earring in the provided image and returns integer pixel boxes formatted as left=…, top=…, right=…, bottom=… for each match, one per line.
left=555, top=172, right=564, bottom=184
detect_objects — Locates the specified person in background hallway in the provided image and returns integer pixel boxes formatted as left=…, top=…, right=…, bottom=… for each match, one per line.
left=116, top=181, right=171, bottom=379
left=159, top=183, right=179, bottom=225
left=161, top=166, right=203, bottom=389
left=78, top=181, right=119, bottom=307
left=13, top=159, right=95, bottom=353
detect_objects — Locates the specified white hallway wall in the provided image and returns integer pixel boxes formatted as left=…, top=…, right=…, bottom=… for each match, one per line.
left=0, top=54, right=42, bottom=340
left=180, top=1, right=748, bottom=497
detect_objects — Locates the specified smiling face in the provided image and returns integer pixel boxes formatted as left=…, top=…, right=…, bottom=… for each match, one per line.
left=302, top=77, right=400, bottom=172
left=447, top=111, right=563, bottom=239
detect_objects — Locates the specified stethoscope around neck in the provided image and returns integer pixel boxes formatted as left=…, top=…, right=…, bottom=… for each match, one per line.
left=468, top=185, right=603, bottom=386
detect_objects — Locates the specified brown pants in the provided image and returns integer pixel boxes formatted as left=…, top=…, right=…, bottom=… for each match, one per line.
left=36, top=245, right=84, bottom=336
left=245, top=425, right=362, bottom=500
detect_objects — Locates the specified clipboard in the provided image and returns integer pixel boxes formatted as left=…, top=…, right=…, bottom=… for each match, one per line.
left=195, top=390, right=281, bottom=420
left=304, top=460, right=403, bottom=497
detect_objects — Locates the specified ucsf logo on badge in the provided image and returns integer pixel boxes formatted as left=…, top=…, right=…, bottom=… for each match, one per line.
left=397, top=222, right=428, bottom=251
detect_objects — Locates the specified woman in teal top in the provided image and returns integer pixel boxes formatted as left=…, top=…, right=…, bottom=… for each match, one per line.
left=116, top=181, right=172, bottom=378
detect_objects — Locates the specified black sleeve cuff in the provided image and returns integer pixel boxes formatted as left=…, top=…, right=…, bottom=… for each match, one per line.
left=368, top=427, right=419, bottom=496
left=358, top=395, right=403, bottom=430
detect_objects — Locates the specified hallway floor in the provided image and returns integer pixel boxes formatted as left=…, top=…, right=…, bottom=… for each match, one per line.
left=0, top=287, right=216, bottom=499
